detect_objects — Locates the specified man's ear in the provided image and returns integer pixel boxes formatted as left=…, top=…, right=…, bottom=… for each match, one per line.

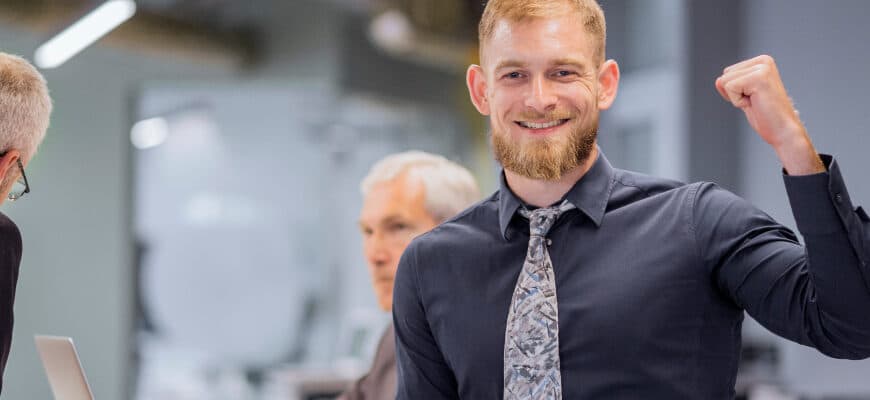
left=466, top=64, right=491, bottom=115
left=597, top=59, right=620, bottom=110
left=0, top=150, right=20, bottom=181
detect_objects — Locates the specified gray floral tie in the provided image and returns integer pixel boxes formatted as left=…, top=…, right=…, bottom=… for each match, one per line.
left=504, top=200, right=576, bottom=400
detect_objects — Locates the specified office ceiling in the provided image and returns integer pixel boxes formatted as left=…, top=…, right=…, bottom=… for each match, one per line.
left=0, top=0, right=482, bottom=69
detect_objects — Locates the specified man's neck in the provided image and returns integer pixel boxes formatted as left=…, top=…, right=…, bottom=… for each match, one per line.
left=504, top=146, right=599, bottom=208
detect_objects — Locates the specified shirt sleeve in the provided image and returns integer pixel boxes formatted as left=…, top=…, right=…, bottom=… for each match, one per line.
left=692, top=154, right=870, bottom=359
left=392, top=241, right=460, bottom=399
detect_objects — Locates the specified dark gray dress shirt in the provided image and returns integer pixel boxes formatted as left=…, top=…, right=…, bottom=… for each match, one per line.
left=392, top=152, right=870, bottom=399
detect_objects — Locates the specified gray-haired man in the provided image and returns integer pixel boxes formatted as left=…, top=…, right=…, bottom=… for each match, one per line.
left=0, top=52, right=52, bottom=392
left=339, top=151, right=480, bottom=400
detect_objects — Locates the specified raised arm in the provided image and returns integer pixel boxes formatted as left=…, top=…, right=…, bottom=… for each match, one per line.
left=704, top=55, right=870, bottom=358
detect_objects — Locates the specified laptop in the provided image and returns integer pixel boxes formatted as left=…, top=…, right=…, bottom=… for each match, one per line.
left=34, top=335, right=95, bottom=400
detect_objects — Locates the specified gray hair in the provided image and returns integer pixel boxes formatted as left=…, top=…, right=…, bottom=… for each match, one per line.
left=361, top=150, right=481, bottom=222
left=0, top=52, right=52, bottom=162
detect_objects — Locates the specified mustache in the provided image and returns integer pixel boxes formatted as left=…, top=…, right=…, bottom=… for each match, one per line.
left=514, top=110, right=574, bottom=121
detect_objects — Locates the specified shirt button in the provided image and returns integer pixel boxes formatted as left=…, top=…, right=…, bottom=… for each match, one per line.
left=546, top=238, right=552, bottom=246
left=835, top=193, right=844, bottom=204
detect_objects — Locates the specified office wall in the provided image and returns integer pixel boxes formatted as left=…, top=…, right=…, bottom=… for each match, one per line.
left=0, top=0, right=481, bottom=397
left=740, top=0, right=870, bottom=396
left=0, top=1, right=342, bottom=397
left=0, top=29, right=232, bottom=400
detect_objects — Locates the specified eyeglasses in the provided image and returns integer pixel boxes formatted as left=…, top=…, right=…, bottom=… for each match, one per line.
left=0, top=152, right=29, bottom=201
left=8, top=158, right=29, bottom=201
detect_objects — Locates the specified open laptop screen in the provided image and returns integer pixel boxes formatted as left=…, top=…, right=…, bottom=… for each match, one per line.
left=34, top=335, right=94, bottom=400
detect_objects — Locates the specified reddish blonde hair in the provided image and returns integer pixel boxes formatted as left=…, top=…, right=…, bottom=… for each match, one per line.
left=478, top=0, right=607, bottom=64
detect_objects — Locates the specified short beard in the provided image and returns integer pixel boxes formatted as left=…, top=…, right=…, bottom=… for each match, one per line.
left=492, top=117, right=598, bottom=181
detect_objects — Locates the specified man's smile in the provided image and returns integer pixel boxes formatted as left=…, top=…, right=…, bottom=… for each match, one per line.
left=515, top=118, right=570, bottom=134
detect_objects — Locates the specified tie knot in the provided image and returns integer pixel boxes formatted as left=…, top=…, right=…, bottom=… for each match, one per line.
left=518, top=200, right=576, bottom=237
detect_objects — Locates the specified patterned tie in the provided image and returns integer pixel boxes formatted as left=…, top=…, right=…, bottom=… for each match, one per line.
left=504, top=200, right=576, bottom=400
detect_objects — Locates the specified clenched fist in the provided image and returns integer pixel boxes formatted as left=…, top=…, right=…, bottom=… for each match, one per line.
left=715, top=55, right=824, bottom=175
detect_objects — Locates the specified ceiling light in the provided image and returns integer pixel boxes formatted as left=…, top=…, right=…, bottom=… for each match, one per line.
left=131, top=117, right=169, bottom=149
left=369, top=9, right=414, bottom=53
left=34, top=0, right=137, bottom=69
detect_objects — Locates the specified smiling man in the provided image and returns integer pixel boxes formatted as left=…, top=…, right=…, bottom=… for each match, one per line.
left=392, top=1, right=870, bottom=399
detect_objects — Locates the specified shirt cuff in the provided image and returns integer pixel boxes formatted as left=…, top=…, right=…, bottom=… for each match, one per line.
left=783, top=154, right=854, bottom=235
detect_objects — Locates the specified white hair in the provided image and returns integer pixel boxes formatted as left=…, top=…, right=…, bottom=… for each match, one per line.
left=361, top=150, right=481, bottom=222
left=0, top=52, right=52, bottom=162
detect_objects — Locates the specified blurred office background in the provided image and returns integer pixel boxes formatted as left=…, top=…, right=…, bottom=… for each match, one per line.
left=0, top=0, right=868, bottom=399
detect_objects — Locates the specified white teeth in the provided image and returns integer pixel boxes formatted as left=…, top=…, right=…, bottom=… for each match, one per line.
left=519, top=120, right=565, bottom=129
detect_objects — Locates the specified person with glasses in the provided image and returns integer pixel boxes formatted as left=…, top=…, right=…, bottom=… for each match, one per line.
left=0, top=52, right=52, bottom=393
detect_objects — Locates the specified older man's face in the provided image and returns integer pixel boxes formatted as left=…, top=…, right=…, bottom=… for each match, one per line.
left=359, top=173, right=439, bottom=311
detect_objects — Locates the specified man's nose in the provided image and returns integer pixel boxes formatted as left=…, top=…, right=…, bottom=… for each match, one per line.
left=524, top=75, right=558, bottom=112
left=364, top=234, right=391, bottom=267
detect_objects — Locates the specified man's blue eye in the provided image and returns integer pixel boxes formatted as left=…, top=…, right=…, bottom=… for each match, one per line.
left=507, top=72, right=521, bottom=79
left=558, top=70, right=573, bottom=76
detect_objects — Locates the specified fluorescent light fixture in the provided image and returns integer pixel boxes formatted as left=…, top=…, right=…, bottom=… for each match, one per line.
left=34, top=0, right=137, bottom=69
left=131, top=117, right=169, bottom=149
left=369, top=9, right=414, bottom=53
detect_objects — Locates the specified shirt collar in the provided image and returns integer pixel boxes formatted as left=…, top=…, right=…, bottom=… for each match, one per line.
left=497, top=150, right=616, bottom=240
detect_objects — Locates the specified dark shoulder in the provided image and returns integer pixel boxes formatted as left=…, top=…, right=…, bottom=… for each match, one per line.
left=612, top=168, right=688, bottom=196
left=406, top=191, right=500, bottom=257
left=607, top=168, right=710, bottom=212
left=0, top=213, right=21, bottom=248
left=0, top=212, right=22, bottom=266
